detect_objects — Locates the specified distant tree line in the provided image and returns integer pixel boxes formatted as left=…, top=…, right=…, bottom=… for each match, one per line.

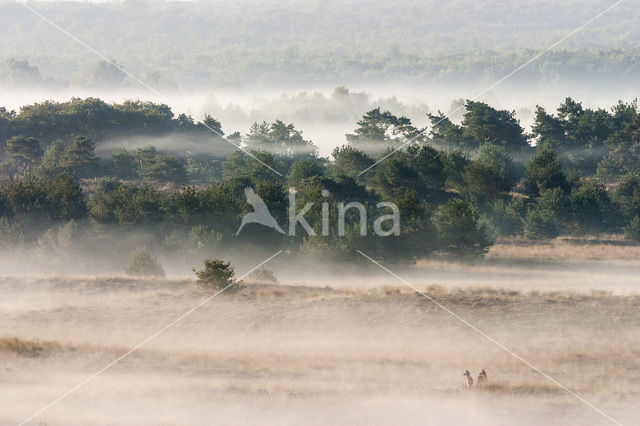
left=1, top=0, right=639, bottom=88
left=1, top=97, right=639, bottom=261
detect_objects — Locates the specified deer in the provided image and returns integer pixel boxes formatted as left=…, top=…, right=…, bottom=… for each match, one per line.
left=477, top=369, right=487, bottom=386
left=463, top=370, right=474, bottom=388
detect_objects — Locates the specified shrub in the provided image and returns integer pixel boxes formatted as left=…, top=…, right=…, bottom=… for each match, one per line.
left=612, top=173, right=640, bottom=220
left=125, top=247, right=166, bottom=277
left=248, top=266, right=279, bottom=283
left=523, top=187, right=573, bottom=239
left=187, top=224, right=223, bottom=251
left=0, top=216, right=23, bottom=248
left=569, top=180, right=615, bottom=233
left=194, top=259, right=238, bottom=291
left=481, top=197, right=525, bottom=238
left=524, top=148, right=569, bottom=197
left=624, top=216, right=640, bottom=242
left=4, top=136, right=43, bottom=171
left=433, top=199, right=492, bottom=256
left=524, top=206, right=558, bottom=239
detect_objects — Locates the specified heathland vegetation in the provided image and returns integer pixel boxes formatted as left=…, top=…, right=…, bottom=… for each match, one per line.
left=0, top=96, right=639, bottom=261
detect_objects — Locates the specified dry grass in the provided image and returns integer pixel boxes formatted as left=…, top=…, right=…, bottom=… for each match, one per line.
left=479, top=382, right=565, bottom=395
left=487, top=236, right=640, bottom=261
left=1, top=274, right=638, bottom=425
left=0, top=336, right=62, bottom=357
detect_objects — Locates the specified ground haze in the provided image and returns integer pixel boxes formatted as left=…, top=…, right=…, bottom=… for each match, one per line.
left=2, top=246, right=639, bottom=425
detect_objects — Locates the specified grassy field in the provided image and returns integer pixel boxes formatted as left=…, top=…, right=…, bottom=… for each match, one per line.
left=1, top=241, right=639, bottom=425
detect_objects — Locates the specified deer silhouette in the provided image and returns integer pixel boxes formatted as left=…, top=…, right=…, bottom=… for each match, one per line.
left=477, top=369, right=487, bottom=386
left=236, top=187, right=285, bottom=235
left=463, top=370, right=474, bottom=388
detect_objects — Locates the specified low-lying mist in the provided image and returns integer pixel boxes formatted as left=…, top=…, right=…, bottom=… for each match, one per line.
left=1, top=271, right=638, bottom=425
left=3, top=82, right=638, bottom=156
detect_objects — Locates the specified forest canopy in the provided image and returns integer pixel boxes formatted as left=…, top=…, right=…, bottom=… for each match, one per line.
left=1, top=96, right=639, bottom=261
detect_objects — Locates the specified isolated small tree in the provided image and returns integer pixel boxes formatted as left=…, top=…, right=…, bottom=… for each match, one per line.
left=194, top=259, right=238, bottom=291
left=125, top=247, right=165, bottom=277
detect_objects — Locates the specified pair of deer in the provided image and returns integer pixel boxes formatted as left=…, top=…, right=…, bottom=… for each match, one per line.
left=463, top=369, right=487, bottom=388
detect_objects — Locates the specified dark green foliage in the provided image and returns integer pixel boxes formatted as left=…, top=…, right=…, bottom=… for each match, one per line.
left=198, top=114, right=224, bottom=135
left=222, top=150, right=283, bottom=184
left=389, top=189, right=437, bottom=258
left=373, top=156, right=420, bottom=199
left=198, top=182, right=245, bottom=236
left=476, top=145, right=518, bottom=187
left=0, top=173, right=86, bottom=222
left=37, top=141, right=67, bottom=179
left=442, top=150, right=469, bottom=189
left=194, top=259, right=238, bottom=291
left=405, top=145, right=446, bottom=192
left=141, top=153, right=187, bottom=184
left=462, top=145, right=518, bottom=204
left=612, top=173, right=640, bottom=220
left=524, top=148, right=569, bottom=197
left=48, top=173, right=88, bottom=221
left=61, top=135, right=96, bottom=177
left=111, top=148, right=139, bottom=180
left=531, top=106, right=566, bottom=152
left=288, top=158, right=325, bottom=185
left=331, top=145, right=374, bottom=179
left=624, top=216, right=640, bottom=242
left=88, top=179, right=165, bottom=227
left=434, top=200, right=491, bottom=256
left=125, top=247, right=165, bottom=277
left=0, top=96, right=637, bottom=260
left=125, top=145, right=187, bottom=184
left=185, top=155, right=222, bottom=183
left=524, top=206, right=558, bottom=239
left=346, top=108, right=423, bottom=151
left=245, top=120, right=316, bottom=157
left=429, top=101, right=529, bottom=152
left=533, top=98, right=639, bottom=176
left=372, top=145, right=446, bottom=200
left=461, top=101, right=528, bottom=151
left=0, top=98, right=216, bottom=148
left=524, top=187, right=570, bottom=239
left=428, top=113, right=465, bottom=149
left=569, top=180, right=616, bottom=234
left=4, top=136, right=43, bottom=171
left=481, top=197, right=525, bottom=238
